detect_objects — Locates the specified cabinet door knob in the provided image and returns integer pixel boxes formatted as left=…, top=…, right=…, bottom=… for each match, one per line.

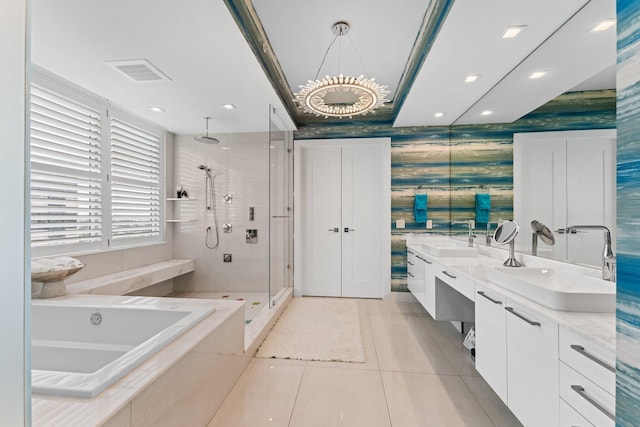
left=477, top=291, right=502, bottom=305
left=571, top=385, right=615, bottom=421
left=442, top=271, right=457, bottom=279
left=504, top=306, right=541, bottom=326
left=344, top=227, right=355, bottom=232
left=570, top=345, right=615, bottom=373
left=328, top=227, right=339, bottom=232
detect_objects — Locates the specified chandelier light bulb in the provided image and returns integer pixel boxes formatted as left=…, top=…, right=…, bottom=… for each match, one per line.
left=293, top=22, right=390, bottom=118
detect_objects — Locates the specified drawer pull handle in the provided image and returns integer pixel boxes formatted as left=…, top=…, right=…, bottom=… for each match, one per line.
left=571, top=385, right=615, bottom=421
left=416, top=256, right=424, bottom=261
left=424, top=258, right=433, bottom=264
left=477, top=291, right=502, bottom=305
left=505, top=307, right=540, bottom=326
left=408, top=250, right=414, bottom=255
left=442, top=271, right=457, bottom=279
left=570, top=344, right=615, bottom=373
left=407, top=272, right=414, bottom=278
left=407, top=261, right=414, bottom=266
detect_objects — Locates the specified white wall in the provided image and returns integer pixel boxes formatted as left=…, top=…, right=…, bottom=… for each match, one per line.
left=0, top=0, right=29, bottom=424
left=172, top=132, right=272, bottom=293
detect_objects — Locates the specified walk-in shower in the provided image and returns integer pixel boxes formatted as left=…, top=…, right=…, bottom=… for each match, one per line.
left=170, top=106, right=293, bottom=348
left=197, top=164, right=219, bottom=249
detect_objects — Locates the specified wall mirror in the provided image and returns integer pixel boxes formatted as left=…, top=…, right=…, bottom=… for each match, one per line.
left=513, top=129, right=616, bottom=267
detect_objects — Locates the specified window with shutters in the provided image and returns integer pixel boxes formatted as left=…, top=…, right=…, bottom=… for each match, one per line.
left=30, top=69, right=164, bottom=256
left=110, top=116, right=161, bottom=244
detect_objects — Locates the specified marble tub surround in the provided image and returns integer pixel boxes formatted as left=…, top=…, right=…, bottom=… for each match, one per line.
left=32, top=295, right=246, bottom=427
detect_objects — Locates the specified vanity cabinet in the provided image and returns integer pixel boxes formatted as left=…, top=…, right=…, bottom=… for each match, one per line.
left=558, top=326, right=615, bottom=426
left=475, top=283, right=507, bottom=403
left=421, top=253, right=438, bottom=317
left=407, top=250, right=425, bottom=305
left=475, top=284, right=559, bottom=426
left=505, top=300, right=559, bottom=427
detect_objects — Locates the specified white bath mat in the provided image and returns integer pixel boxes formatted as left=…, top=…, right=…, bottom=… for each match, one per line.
left=256, top=297, right=365, bottom=363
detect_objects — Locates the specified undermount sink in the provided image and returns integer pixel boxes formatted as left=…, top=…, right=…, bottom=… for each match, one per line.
left=488, top=267, right=615, bottom=313
left=421, top=240, right=478, bottom=257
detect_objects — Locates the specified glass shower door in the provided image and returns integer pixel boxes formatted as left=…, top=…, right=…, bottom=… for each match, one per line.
left=268, top=106, right=291, bottom=307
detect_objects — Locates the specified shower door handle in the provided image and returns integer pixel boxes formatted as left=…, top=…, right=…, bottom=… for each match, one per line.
left=328, top=227, right=340, bottom=232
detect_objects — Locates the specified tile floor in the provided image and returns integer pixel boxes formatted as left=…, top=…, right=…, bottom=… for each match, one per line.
left=207, top=298, right=523, bottom=427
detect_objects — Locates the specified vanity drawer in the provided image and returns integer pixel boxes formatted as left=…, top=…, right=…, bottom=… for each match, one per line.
left=560, top=398, right=594, bottom=427
left=559, top=326, right=615, bottom=395
left=559, top=362, right=615, bottom=427
left=436, top=267, right=474, bottom=300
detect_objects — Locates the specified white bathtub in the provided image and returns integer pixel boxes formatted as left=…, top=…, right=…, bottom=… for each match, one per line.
left=31, top=296, right=215, bottom=398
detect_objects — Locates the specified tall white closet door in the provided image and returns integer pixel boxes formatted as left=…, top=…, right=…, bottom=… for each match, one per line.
left=294, top=138, right=390, bottom=299
left=300, top=146, right=342, bottom=297
left=341, top=144, right=385, bottom=298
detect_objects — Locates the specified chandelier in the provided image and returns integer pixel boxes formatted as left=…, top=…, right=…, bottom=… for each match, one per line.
left=294, top=21, right=390, bottom=119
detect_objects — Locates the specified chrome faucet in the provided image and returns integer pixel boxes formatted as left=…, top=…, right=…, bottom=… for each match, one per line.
left=453, top=220, right=476, bottom=247
left=485, top=222, right=494, bottom=246
left=564, top=225, right=616, bottom=282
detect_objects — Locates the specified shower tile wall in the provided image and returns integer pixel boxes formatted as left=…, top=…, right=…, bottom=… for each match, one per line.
left=172, top=132, right=271, bottom=293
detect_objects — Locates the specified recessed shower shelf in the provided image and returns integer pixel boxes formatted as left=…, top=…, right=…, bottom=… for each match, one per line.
left=167, top=198, right=196, bottom=201
left=166, top=219, right=195, bottom=223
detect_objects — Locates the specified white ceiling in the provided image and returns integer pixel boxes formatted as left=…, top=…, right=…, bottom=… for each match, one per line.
left=394, top=0, right=616, bottom=127
left=31, top=0, right=296, bottom=135
left=31, top=0, right=616, bottom=133
left=252, top=0, right=428, bottom=98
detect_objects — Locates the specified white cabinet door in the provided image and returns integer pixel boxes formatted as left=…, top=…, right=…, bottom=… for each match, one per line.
left=422, top=254, right=437, bottom=317
left=295, top=138, right=390, bottom=298
left=298, top=145, right=342, bottom=297
left=475, top=283, right=508, bottom=403
left=506, top=301, right=559, bottom=427
left=342, top=144, right=385, bottom=298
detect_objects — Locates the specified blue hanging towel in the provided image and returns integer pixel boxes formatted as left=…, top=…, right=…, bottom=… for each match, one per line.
left=414, top=194, right=428, bottom=224
left=475, top=193, right=491, bottom=224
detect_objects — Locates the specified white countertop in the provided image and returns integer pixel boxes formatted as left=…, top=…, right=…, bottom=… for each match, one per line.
left=407, top=239, right=616, bottom=352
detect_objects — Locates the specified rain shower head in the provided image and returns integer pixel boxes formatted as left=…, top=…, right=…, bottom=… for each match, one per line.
left=194, top=116, right=219, bottom=144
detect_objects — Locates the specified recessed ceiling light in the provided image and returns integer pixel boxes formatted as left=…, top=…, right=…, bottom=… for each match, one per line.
left=502, top=25, right=527, bottom=39
left=149, top=106, right=164, bottom=112
left=481, top=110, right=493, bottom=116
left=529, top=71, right=547, bottom=79
left=591, top=19, right=616, bottom=32
left=223, top=104, right=236, bottom=110
left=465, top=74, right=479, bottom=83
left=434, top=112, right=444, bottom=118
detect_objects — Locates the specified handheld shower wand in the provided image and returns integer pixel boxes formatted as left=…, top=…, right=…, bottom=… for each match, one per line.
left=197, top=165, right=219, bottom=248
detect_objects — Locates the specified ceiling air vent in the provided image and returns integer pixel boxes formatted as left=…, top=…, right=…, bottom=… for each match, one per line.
left=105, top=59, right=171, bottom=83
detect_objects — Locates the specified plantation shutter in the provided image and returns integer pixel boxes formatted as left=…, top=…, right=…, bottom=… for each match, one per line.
left=109, top=117, right=161, bottom=242
left=30, top=84, right=103, bottom=249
